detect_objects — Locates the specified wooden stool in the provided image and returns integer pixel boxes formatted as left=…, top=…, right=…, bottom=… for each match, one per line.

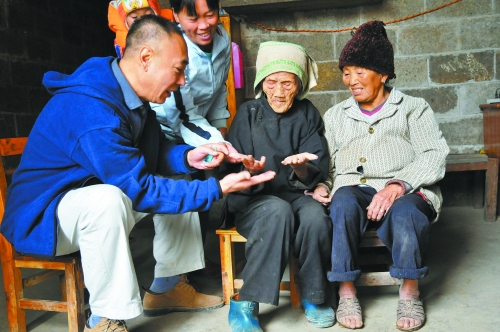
left=216, top=227, right=302, bottom=308
left=355, top=227, right=400, bottom=286
left=0, top=137, right=86, bottom=332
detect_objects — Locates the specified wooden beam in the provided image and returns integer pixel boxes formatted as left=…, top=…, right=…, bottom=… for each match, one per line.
left=355, top=272, right=401, bottom=286
left=19, top=299, right=68, bottom=312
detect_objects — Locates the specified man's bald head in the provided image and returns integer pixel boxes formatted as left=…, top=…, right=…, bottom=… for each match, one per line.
left=124, top=15, right=183, bottom=57
left=119, top=15, right=188, bottom=103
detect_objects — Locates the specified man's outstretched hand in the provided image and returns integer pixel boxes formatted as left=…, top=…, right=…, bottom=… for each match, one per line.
left=219, top=170, right=275, bottom=194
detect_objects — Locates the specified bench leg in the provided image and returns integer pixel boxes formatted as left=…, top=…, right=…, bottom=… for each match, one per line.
left=485, top=158, right=499, bottom=222
left=288, top=249, right=301, bottom=309
left=472, top=171, right=485, bottom=209
left=219, top=234, right=236, bottom=304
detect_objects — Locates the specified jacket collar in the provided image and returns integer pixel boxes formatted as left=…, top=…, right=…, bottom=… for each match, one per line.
left=342, top=88, right=404, bottom=123
left=111, top=59, right=143, bottom=110
left=111, top=59, right=147, bottom=144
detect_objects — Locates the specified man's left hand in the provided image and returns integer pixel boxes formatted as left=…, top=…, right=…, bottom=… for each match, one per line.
left=187, top=143, right=246, bottom=170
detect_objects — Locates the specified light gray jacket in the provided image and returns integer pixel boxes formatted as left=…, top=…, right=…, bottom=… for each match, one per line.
left=150, top=24, right=231, bottom=146
left=323, top=88, right=449, bottom=217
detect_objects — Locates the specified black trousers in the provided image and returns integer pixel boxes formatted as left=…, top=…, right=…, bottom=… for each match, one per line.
left=230, top=194, right=332, bottom=305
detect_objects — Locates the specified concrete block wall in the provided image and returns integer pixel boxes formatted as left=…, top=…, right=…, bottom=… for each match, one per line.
left=231, top=0, right=500, bottom=154
left=0, top=0, right=114, bottom=138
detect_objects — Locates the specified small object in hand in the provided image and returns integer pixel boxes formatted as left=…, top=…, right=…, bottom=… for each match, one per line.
left=204, top=145, right=218, bottom=162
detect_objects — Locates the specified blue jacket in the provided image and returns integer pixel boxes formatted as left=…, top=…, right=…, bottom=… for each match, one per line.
left=150, top=25, right=231, bottom=146
left=0, top=57, right=222, bottom=258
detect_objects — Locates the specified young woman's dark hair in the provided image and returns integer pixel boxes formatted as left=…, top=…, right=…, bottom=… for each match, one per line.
left=170, top=0, right=220, bottom=16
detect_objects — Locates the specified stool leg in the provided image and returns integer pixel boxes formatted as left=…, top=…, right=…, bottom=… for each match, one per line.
left=65, top=262, right=86, bottom=332
left=288, top=248, right=301, bottom=309
left=1, top=240, right=27, bottom=332
left=60, top=272, right=67, bottom=301
left=219, top=234, right=236, bottom=304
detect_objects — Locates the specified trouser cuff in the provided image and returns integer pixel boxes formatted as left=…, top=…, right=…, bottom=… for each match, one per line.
left=327, top=270, right=361, bottom=282
left=390, top=266, right=428, bottom=280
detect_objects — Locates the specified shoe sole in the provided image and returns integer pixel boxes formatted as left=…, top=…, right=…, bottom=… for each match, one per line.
left=143, top=302, right=224, bottom=317
left=306, top=316, right=335, bottom=328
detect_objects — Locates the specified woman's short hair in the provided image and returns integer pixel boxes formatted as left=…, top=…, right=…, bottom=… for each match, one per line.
left=170, top=0, right=220, bottom=16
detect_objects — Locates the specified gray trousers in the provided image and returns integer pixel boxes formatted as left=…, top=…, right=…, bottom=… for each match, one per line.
left=229, top=194, right=332, bottom=305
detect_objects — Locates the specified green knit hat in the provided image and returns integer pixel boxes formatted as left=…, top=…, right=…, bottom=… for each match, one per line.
left=254, top=41, right=318, bottom=100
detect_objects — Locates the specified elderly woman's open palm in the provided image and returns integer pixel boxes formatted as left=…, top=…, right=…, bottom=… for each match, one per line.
left=281, top=152, right=318, bottom=166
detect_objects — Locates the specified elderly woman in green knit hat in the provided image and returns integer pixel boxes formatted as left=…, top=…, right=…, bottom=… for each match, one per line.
left=222, top=41, right=334, bottom=331
left=312, top=21, right=449, bottom=331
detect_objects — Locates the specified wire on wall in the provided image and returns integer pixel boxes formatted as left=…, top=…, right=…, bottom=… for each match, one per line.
left=241, top=0, right=462, bottom=33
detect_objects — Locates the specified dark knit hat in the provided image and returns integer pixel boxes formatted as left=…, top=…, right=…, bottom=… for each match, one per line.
left=339, top=21, right=396, bottom=79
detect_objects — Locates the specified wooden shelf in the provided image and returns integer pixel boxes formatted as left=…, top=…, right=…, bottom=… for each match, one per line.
left=222, top=0, right=382, bottom=15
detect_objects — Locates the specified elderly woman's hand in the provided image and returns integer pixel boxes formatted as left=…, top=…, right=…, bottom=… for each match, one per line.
left=312, top=185, right=332, bottom=205
left=366, top=183, right=405, bottom=221
left=282, top=153, right=317, bottom=182
left=223, top=144, right=250, bottom=164
left=281, top=152, right=318, bottom=166
left=241, top=155, right=266, bottom=174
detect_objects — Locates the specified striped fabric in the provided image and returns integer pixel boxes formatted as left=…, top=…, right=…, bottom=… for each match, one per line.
left=323, top=88, right=449, bottom=217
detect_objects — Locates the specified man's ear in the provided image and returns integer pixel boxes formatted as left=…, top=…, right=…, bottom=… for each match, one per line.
left=173, top=12, right=179, bottom=23
left=138, top=45, right=154, bottom=72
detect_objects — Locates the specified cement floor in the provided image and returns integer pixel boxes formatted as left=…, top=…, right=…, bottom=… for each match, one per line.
left=1, top=205, right=500, bottom=332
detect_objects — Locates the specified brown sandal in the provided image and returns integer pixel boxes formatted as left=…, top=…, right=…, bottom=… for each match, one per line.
left=396, top=299, right=425, bottom=331
left=336, top=298, right=363, bottom=329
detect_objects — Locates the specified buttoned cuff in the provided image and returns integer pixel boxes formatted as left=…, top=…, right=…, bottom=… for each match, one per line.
left=316, top=183, right=331, bottom=194
left=385, top=179, right=412, bottom=197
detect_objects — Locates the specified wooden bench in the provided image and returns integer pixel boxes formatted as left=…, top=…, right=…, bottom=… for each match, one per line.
left=0, top=137, right=86, bottom=332
left=215, top=227, right=302, bottom=308
left=445, top=153, right=499, bottom=222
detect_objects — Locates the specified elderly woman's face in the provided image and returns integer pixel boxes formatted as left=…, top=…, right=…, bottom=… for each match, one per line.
left=342, top=66, right=388, bottom=107
left=262, top=72, right=299, bottom=114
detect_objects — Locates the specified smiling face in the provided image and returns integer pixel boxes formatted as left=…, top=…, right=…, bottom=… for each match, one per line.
left=125, top=7, right=156, bottom=29
left=141, top=33, right=188, bottom=103
left=262, top=72, right=300, bottom=114
left=173, top=0, right=219, bottom=52
left=342, top=66, right=389, bottom=110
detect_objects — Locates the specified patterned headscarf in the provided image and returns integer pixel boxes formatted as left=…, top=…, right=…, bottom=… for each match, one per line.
left=111, top=0, right=161, bottom=29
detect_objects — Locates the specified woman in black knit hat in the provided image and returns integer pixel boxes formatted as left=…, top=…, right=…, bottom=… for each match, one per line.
left=312, top=21, right=449, bottom=331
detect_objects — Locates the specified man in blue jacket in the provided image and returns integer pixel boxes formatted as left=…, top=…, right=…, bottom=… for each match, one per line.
left=0, top=16, right=274, bottom=332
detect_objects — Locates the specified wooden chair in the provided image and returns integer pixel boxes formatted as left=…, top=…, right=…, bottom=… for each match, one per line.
left=216, top=227, right=302, bottom=308
left=0, top=137, right=86, bottom=332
